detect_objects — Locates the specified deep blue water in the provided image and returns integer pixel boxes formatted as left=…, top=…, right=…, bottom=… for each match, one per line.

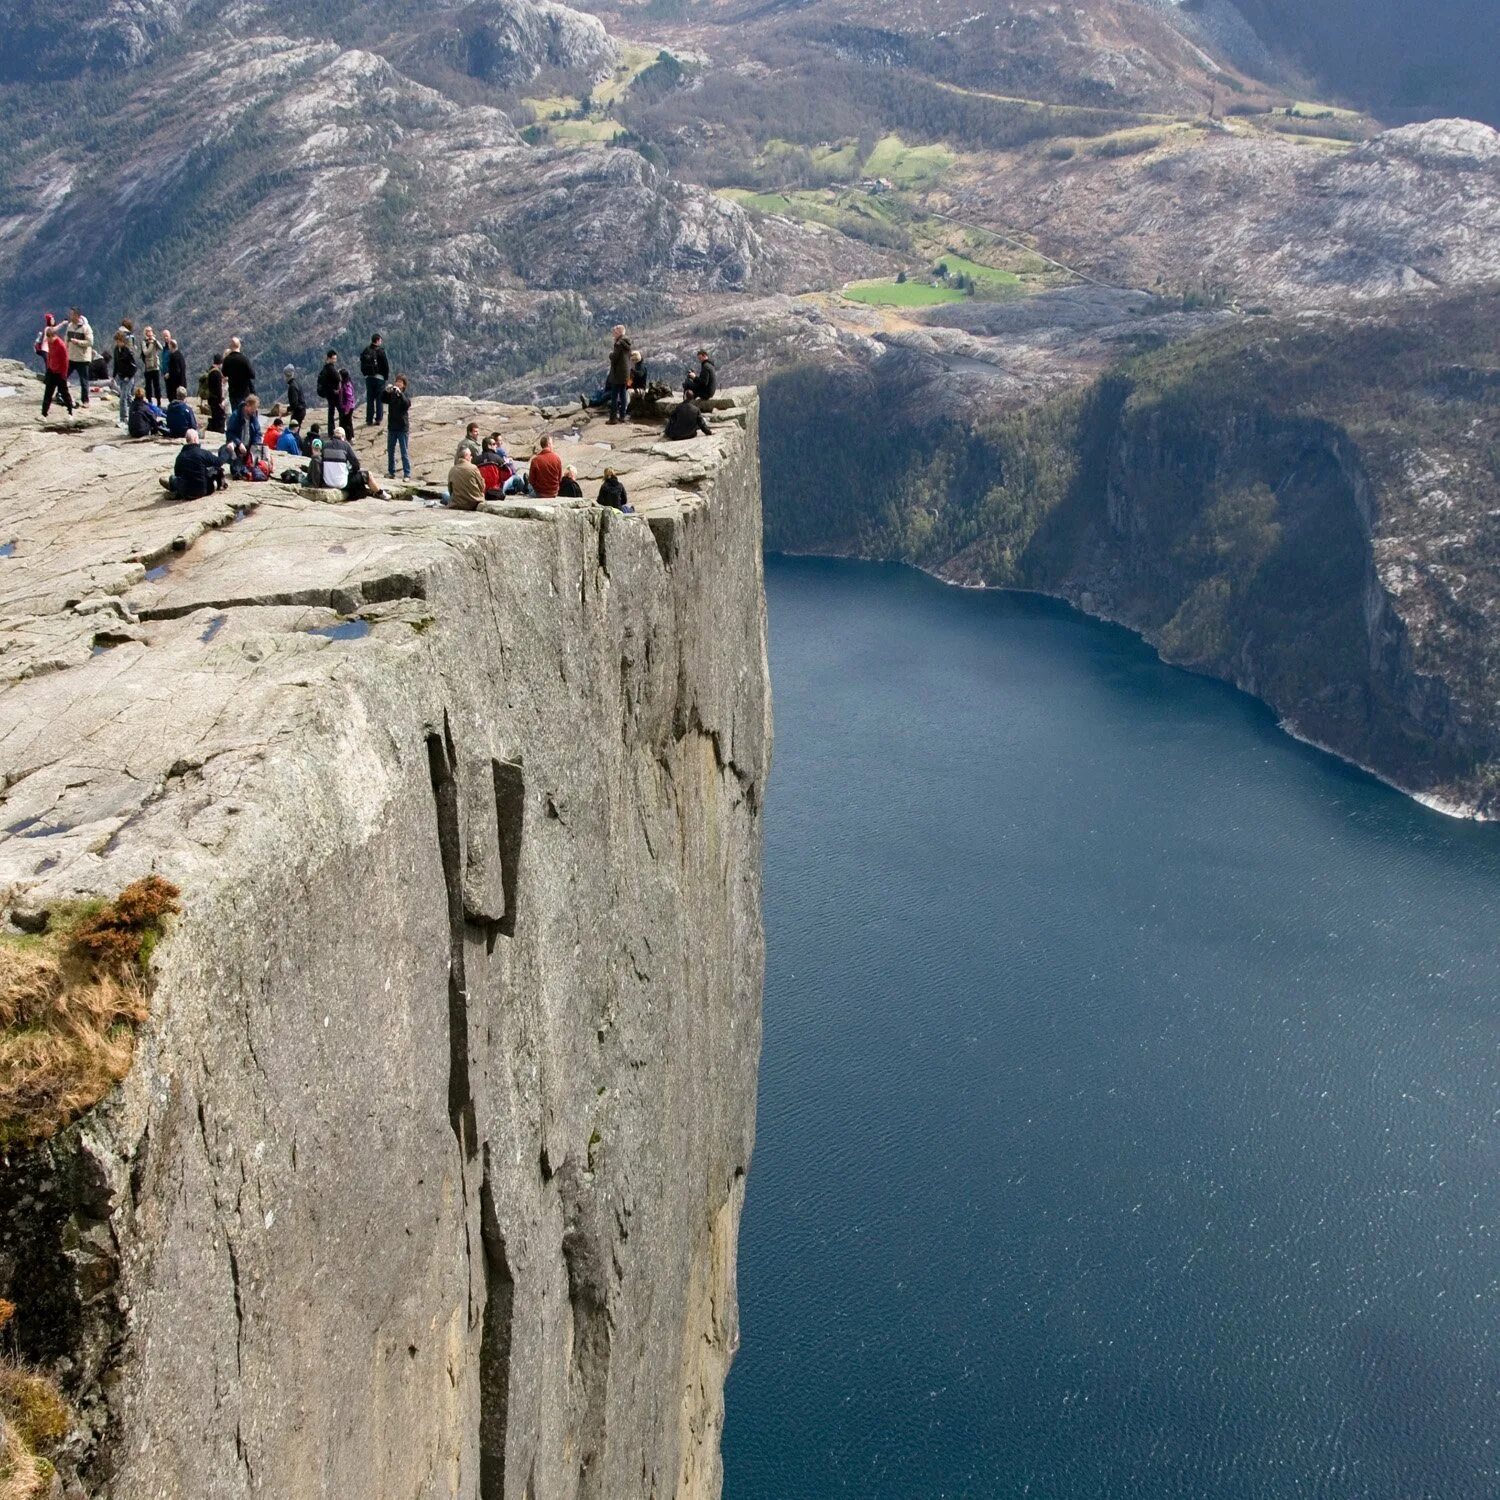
left=724, top=556, right=1500, bottom=1500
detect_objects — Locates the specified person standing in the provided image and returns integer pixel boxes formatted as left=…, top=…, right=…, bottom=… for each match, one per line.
left=33, top=313, right=56, bottom=374
left=41, top=326, right=73, bottom=417
left=140, top=327, right=164, bottom=403
left=384, top=374, right=412, bottom=479
left=64, top=308, right=94, bottom=406
left=222, top=338, right=255, bottom=410
left=360, top=333, right=389, bottom=427
left=164, top=335, right=187, bottom=404
left=607, top=325, right=631, bottom=425
left=283, top=364, right=307, bottom=426
left=337, top=367, right=356, bottom=440
left=205, top=352, right=227, bottom=433
left=111, top=328, right=138, bottom=423
left=316, top=350, right=341, bottom=430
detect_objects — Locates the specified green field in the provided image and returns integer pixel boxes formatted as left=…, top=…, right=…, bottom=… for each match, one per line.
left=843, top=279, right=966, bottom=307
left=935, top=253, right=1022, bottom=291
left=863, top=134, right=954, bottom=188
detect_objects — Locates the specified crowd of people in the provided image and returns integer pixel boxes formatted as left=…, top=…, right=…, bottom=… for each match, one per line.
left=33, top=313, right=723, bottom=512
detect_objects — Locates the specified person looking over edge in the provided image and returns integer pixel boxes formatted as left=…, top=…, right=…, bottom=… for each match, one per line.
left=284, top=364, right=307, bottom=426
left=316, top=350, right=341, bottom=431
left=684, top=348, right=717, bottom=402
left=528, top=434, right=563, bottom=498
left=205, top=353, right=227, bottom=433
left=455, top=422, right=483, bottom=462
left=384, top=374, right=412, bottom=480
left=223, top=338, right=255, bottom=410
left=41, top=325, right=73, bottom=416
left=164, top=336, right=187, bottom=403
left=141, top=327, right=163, bottom=403
left=664, top=396, right=711, bottom=442
left=607, top=325, right=632, bottom=425
left=597, top=468, right=632, bottom=513
left=360, top=333, right=389, bottom=427
left=447, top=448, right=486, bottom=511
left=161, top=430, right=226, bottom=500
left=64, top=309, right=94, bottom=406
left=165, top=387, right=194, bottom=438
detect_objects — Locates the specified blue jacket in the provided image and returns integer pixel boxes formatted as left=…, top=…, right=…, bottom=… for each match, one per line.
left=165, top=400, right=194, bottom=438
left=226, top=403, right=262, bottom=448
left=275, top=430, right=302, bottom=455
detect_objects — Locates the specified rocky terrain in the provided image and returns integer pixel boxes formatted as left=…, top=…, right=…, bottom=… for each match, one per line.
left=0, top=368, right=770, bottom=1496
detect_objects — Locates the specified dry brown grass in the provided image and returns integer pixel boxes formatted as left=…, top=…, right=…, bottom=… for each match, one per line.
left=0, top=1300, right=69, bottom=1500
left=0, top=876, right=180, bottom=1149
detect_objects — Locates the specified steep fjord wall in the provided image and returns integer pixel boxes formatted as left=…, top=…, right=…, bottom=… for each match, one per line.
left=0, top=387, right=768, bottom=1497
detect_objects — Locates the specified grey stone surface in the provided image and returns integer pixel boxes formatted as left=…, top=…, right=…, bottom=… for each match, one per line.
left=0, top=372, right=770, bottom=1499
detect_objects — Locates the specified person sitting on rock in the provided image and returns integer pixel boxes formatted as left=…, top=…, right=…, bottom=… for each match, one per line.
left=164, top=387, right=194, bottom=438
left=477, top=440, right=506, bottom=499
left=40, top=326, right=74, bottom=417
left=277, top=420, right=303, bottom=456
left=683, top=348, right=717, bottom=402
left=127, top=386, right=165, bottom=439
left=447, top=448, right=486, bottom=511
left=226, top=393, right=262, bottom=451
left=558, top=465, right=583, bottom=498
left=316, top=432, right=383, bottom=499
left=597, top=469, right=633, bottom=513
left=455, top=422, right=483, bottom=463
left=160, top=429, right=227, bottom=500
left=528, top=434, right=563, bottom=498
left=629, top=349, right=649, bottom=392
left=664, top=397, right=711, bottom=442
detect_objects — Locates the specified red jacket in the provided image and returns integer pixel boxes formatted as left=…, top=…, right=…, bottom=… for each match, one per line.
left=477, top=462, right=503, bottom=493
left=529, top=448, right=563, bottom=498
left=45, top=334, right=69, bottom=378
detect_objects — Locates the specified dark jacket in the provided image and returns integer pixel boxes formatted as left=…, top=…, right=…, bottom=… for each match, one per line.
left=318, top=435, right=361, bottom=484
left=113, top=343, right=138, bottom=380
left=226, top=403, right=262, bottom=448
left=285, top=377, right=307, bottom=423
left=165, top=399, right=194, bottom=437
left=686, top=359, right=717, bottom=401
left=222, top=350, right=255, bottom=404
left=597, top=475, right=629, bottom=510
left=316, top=362, right=340, bottom=400
left=608, top=335, right=632, bottom=386
left=128, top=397, right=162, bottom=438
left=165, top=348, right=187, bottom=398
left=172, top=442, right=223, bottom=500
left=206, top=367, right=225, bottom=409
left=558, top=475, right=583, bottom=498
left=664, top=400, right=711, bottom=442
left=384, top=386, right=411, bottom=434
left=361, top=343, right=390, bottom=379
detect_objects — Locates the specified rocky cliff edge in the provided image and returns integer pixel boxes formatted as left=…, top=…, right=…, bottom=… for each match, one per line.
left=0, top=375, right=770, bottom=1499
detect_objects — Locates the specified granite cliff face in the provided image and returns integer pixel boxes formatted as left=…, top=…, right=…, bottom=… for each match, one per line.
left=0, top=377, right=769, bottom=1496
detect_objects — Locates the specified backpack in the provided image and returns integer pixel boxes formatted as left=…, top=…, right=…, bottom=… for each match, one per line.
left=359, top=346, right=377, bottom=378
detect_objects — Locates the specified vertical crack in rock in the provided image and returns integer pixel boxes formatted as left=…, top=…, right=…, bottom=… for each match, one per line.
left=427, top=725, right=477, bottom=1159
left=558, top=1162, right=612, bottom=1497
left=478, top=1150, right=516, bottom=1500
left=491, top=759, right=525, bottom=939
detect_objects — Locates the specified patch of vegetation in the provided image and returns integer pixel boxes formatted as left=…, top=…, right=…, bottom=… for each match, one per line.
left=844, top=279, right=966, bottom=307
left=0, top=1300, right=71, bottom=1500
left=0, top=876, right=180, bottom=1149
left=862, top=134, right=953, bottom=188
left=933, top=254, right=1023, bottom=294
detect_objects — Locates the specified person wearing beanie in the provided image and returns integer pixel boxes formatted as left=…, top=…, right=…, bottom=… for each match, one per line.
left=284, top=364, right=307, bottom=425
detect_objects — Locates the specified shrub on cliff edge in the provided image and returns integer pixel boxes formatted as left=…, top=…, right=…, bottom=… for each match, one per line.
left=0, top=876, right=180, bottom=1150
left=0, top=1298, right=70, bottom=1500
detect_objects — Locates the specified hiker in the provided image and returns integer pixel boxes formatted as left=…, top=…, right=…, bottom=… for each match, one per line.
left=316, top=350, right=341, bottom=430
left=683, top=348, right=717, bottom=402
left=336, top=366, right=356, bottom=439
left=558, top=465, right=583, bottom=498
left=276, top=419, right=303, bottom=456
left=262, top=409, right=286, bottom=453
left=33, top=313, right=56, bottom=373
left=226, top=393, right=262, bottom=450
left=528, top=434, right=563, bottom=498
left=164, top=336, right=187, bottom=403
left=455, top=422, right=483, bottom=462
left=128, top=387, right=165, bottom=439
left=664, top=397, right=711, bottom=442
left=629, top=350, right=649, bottom=391
left=477, top=442, right=505, bottom=499
left=222, top=337, right=255, bottom=409
left=447, top=448, right=486, bottom=511
left=165, top=387, right=194, bottom=438
left=111, top=329, right=138, bottom=422
left=40, top=326, right=73, bottom=417
left=205, top=353, right=227, bottom=433
left=283, top=364, right=307, bottom=425
left=141, top=327, right=163, bottom=403
left=161, top=430, right=227, bottom=500
left=360, top=333, right=389, bottom=427
left=607, top=325, right=632, bottom=424
left=597, top=468, right=633, bottom=513
left=384, top=374, right=412, bottom=479
left=314, top=432, right=381, bottom=497
left=303, top=421, right=323, bottom=454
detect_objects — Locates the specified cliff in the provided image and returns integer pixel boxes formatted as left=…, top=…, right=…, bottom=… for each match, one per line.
left=0, top=378, right=770, bottom=1497
left=763, top=289, right=1500, bottom=815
